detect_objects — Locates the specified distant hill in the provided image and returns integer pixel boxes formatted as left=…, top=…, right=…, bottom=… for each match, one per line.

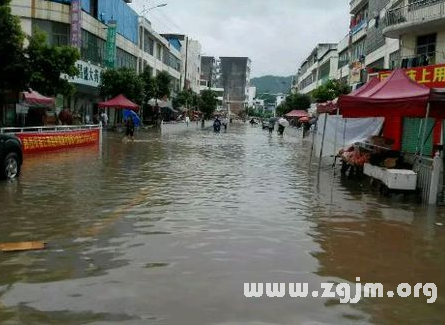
left=250, top=75, right=294, bottom=94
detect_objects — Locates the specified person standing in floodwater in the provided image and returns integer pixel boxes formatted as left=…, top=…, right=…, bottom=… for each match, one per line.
left=125, top=117, right=135, bottom=141
left=268, top=120, right=275, bottom=135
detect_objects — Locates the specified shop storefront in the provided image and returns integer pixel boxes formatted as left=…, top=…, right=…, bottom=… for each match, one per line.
left=65, top=60, right=104, bottom=124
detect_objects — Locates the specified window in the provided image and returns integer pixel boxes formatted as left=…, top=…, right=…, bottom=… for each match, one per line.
left=148, top=38, right=154, bottom=55
left=156, top=44, right=162, bottom=60
left=318, top=61, right=331, bottom=82
left=81, top=29, right=105, bottom=66
left=416, top=33, right=436, bottom=57
left=338, top=50, right=349, bottom=69
left=33, top=19, right=70, bottom=46
left=116, top=48, right=137, bottom=70
left=351, top=38, right=366, bottom=62
left=389, top=50, right=400, bottom=69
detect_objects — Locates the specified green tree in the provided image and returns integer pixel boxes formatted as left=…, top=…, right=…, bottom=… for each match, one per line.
left=276, top=92, right=311, bottom=116
left=199, top=89, right=218, bottom=118
left=99, top=67, right=144, bottom=104
left=26, top=30, right=79, bottom=96
left=0, top=0, right=27, bottom=92
left=155, top=71, right=172, bottom=99
left=173, top=89, right=198, bottom=109
left=256, top=93, right=276, bottom=105
left=140, top=67, right=156, bottom=104
left=311, top=79, right=351, bottom=103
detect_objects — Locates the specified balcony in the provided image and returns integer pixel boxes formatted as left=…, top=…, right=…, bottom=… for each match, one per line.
left=350, top=0, right=368, bottom=14
left=350, top=19, right=367, bottom=43
left=389, top=52, right=436, bottom=70
left=384, top=0, right=445, bottom=38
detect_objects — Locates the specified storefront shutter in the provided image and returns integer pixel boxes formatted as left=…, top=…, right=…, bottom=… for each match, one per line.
left=401, top=117, right=434, bottom=156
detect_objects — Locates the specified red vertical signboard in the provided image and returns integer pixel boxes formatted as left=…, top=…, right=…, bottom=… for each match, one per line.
left=70, top=0, right=81, bottom=48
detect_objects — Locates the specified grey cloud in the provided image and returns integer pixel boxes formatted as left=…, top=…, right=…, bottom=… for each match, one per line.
left=133, top=0, right=349, bottom=77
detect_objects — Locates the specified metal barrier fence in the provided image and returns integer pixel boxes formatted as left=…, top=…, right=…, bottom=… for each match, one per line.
left=0, top=125, right=101, bottom=134
left=414, top=157, right=434, bottom=203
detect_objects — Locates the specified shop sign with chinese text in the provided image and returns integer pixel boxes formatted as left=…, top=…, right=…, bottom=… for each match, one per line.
left=378, top=64, right=445, bottom=88
left=70, top=0, right=81, bottom=48
left=63, top=60, right=104, bottom=88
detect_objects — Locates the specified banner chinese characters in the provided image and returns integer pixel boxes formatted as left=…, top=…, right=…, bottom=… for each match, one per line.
left=105, top=22, right=117, bottom=69
left=16, top=129, right=100, bottom=154
left=70, top=0, right=81, bottom=48
left=378, top=64, right=445, bottom=88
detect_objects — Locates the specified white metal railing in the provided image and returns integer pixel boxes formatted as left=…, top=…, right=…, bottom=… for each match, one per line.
left=414, top=157, right=434, bottom=203
left=386, top=0, right=445, bottom=27
left=0, top=124, right=101, bottom=134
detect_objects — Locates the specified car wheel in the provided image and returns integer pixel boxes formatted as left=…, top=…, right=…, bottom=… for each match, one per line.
left=2, top=152, right=20, bottom=180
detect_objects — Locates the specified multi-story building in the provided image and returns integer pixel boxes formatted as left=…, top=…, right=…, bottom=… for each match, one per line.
left=139, top=21, right=181, bottom=96
left=275, top=93, right=286, bottom=107
left=219, top=57, right=251, bottom=115
left=200, top=56, right=222, bottom=89
left=248, top=86, right=256, bottom=108
left=295, top=43, right=338, bottom=94
left=7, top=0, right=182, bottom=126
left=348, top=0, right=400, bottom=87
left=162, top=34, right=202, bottom=94
left=384, top=0, right=445, bottom=70
left=337, top=35, right=351, bottom=83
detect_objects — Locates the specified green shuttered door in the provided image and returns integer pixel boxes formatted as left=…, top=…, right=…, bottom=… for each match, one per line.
left=402, top=117, right=434, bottom=156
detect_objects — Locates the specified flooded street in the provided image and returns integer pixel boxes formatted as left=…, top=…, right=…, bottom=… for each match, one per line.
left=1, top=125, right=445, bottom=324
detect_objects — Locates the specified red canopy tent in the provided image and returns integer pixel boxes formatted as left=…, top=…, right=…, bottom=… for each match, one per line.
left=22, top=90, right=55, bottom=108
left=285, top=110, right=309, bottom=118
left=337, top=70, right=445, bottom=150
left=339, top=69, right=430, bottom=118
left=316, top=77, right=381, bottom=114
left=349, top=76, right=380, bottom=96
left=98, top=94, right=139, bottom=111
left=317, top=98, right=338, bottom=114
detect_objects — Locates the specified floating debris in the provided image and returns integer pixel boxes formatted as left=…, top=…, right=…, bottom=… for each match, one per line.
left=0, top=241, right=46, bottom=252
left=435, top=223, right=444, bottom=227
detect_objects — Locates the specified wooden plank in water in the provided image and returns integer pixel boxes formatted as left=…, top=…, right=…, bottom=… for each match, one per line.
left=0, top=241, right=46, bottom=252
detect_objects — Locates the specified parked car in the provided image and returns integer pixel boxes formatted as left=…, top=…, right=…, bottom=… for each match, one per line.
left=0, top=134, right=23, bottom=180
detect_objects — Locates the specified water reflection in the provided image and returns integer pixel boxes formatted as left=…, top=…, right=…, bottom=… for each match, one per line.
left=0, top=126, right=444, bottom=324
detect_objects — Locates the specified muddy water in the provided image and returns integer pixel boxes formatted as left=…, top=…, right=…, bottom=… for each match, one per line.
left=0, top=126, right=444, bottom=324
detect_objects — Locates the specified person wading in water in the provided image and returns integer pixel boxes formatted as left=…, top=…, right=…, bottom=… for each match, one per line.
left=125, top=117, right=135, bottom=141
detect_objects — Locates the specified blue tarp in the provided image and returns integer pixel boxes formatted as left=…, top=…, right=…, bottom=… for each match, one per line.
left=123, top=110, right=141, bottom=127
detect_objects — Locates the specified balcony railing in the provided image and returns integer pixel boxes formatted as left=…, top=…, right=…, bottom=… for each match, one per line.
left=389, top=52, right=436, bottom=69
left=350, top=0, right=368, bottom=13
left=386, top=0, right=445, bottom=28
left=350, top=19, right=367, bottom=35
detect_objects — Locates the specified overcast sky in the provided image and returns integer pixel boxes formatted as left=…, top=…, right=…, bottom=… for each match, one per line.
left=131, top=0, right=350, bottom=78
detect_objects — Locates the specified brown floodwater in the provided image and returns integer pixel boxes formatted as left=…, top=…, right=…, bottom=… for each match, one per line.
left=0, top=125, right=444, bottom=324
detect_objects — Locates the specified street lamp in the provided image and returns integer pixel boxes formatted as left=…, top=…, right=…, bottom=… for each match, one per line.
left=139, top=3, right=167, bottom=17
